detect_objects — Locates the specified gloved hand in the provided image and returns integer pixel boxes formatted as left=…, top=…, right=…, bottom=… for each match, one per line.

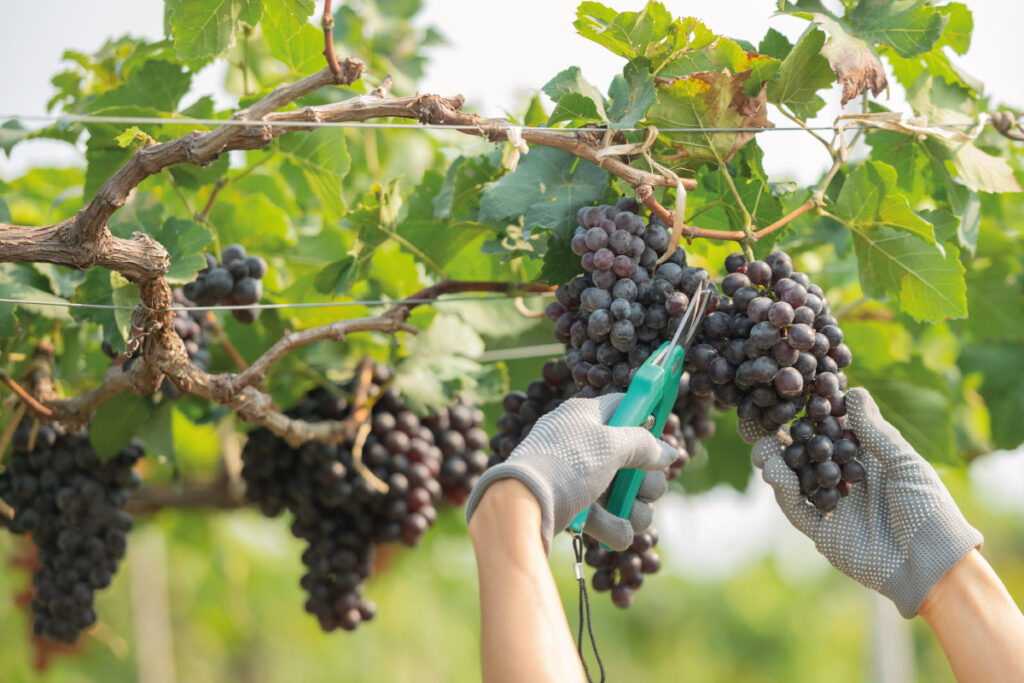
left=466, top=394, right=677, bottom=553
left=751, top=387, right=983, bottom=617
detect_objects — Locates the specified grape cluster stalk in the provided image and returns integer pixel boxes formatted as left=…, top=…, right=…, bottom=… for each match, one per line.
left=183, top=244, right=267, bottom=323
left=0, top=422, right=143, bottom=644
left=241, top=363, right=483, bottom=633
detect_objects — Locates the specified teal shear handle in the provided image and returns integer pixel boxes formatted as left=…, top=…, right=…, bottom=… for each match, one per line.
left=568, top=340, right=686, bottom=538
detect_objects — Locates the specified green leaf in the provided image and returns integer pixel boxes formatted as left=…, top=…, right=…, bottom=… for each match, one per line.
left=958, top=225, right=1024, bottom=343
left=264, top=19, right=323, bottom=73
left=433, top=155, right=504, bottom=223
left=905, top=75, right=1022, bottom=194
left=479, top=146, right=608, bottom=240
left=209, top=190, right=293, bottom=251
left=83, top=105, right=165, bottom=201
left=0, top=120, right=29, bottom=158
left=394, top=314, right=508, bottom=414
left=543, top=67, right=608, bottom=124
left=147, top=217, right=215, bottom=284
left=71, top=269, right=136, bottom=352
left=537, top=225, right=583, bottom=285
left=0, top=265, right=73, bottom=337
left=847, top=357, right=955, bottom=463
left=960, top=344, right=1024, bottom=450
left=139, top=402, right=177, bottom=468
left=313, top=257, right=358, bottom=297
left=168, top=154, right=229, bottom=189
left=848, top=0, right=945, bottom=58
left=647, top=70, right=769, bottom=170
left=89, top=392, right=153, bottom=461
left=758, top=28, right=793, bottom=60
left=165, top=0, right=250, bottom=64
left=276, top=128, right=351, bottom=219
left=549, top=93, right=604, bottom=126
left=396, top=220, right=492, bottom=275
left=573, top=1, right=675, bottom=62
left=606, top=61, right=657, bottom=130
left=835, top=161, right=967, bottom=322
left=262, top=0, right=315, bottom=39
left=767, top=28, right=834, bottom=119
left=936, top=2, right=972, bottom=55
left=87, top=59, right=191, bottom=113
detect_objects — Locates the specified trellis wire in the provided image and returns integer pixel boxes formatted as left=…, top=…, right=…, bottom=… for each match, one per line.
left=0, top=292, right=553, bottom=313
left=0, top=112, right=990, bottom=134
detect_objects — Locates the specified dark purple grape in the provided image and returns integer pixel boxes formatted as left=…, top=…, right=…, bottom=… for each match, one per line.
left=813, top=486, right=840, bottom=512
left=732, top=286, right=759, bottom=312
left=725, top=252, right=747, bottom=273
left=749, top=321, right=780, bottom=349
left=828, top=343, right=852, bottom=368
left=665, top=292, right=688, bottom=316
left=747, top=260, right=772, bottom=285
left=747, top=297, right=773, bottom=323
left=222, top=243, right=246, bottom=264
left=593, top=248, right=615, bottom=270
left=841, top=460, right=866, bottom=483
left=828, top=392, right=847, bottom=417
left=806, top=435, right=833, bottom=462
left=816, top=461, right=841, bottom=487
left=768, top=301, right=794, bottom=328
left=790, top=418, right=815, bottom=444
left=709, top=357, right=736, bottom=385
left=751, top=385, right=778, bottom=407
left=771, top=339, right=799, bottom=367
left=816, top=416, right=843, bottom=440
left=806, top=395, right=831, bottom=422
left=722, top=272, right=751, bottom=296
left=612, top=278, right=637, bottom=301
left=766, top=401, right=796, bottom=424
left=774, top=367, right=803, bottom=398
left=780, top=284, right=807, bottom=308
left=689, top=344, right=718, bottom=371
left=814, top=373, right=839, bottom=397
left=787, top=324, right=815, bottom=351
left=792, top=306, right=815, bottom=325
left=799, top=466, right=818, bottom=494
left=832, top=438, right=857, bottom=465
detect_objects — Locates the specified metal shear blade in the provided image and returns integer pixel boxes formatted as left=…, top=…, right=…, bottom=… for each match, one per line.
left=651, top=280, right=712, bottom=367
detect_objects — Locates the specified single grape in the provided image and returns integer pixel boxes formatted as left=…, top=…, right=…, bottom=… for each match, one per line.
left=816, top=461, right=841, bottom=488
left=784, top=444, right=809, bottom=469
left=790, top=418, right=815, bottom=444
left=768, top=301, right=795, bottom=328
left=813, top=486, right=840, bottom=512
left=841, top=460, right=866, bottom=483
left=806, top=435, right=833, bottom=462
left=832, top=438, right=857, bottom=465
left=724, top=252, right=747, bottom=273
left=222, top=244, right=247, bottom=264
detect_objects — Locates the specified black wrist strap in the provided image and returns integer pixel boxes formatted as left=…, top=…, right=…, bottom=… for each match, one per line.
left=572, top=533, right=605, bottom=683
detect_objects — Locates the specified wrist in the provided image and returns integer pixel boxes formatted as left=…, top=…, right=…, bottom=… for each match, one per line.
left=468, top=479, right=544, bottom=549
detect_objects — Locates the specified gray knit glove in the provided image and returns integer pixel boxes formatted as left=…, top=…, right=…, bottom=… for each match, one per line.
left=752, top=387, right=983, bottom=618
left=466, top=394, right=677, bottom=553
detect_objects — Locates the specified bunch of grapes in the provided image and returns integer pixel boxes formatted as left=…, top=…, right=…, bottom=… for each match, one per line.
left=182, top=244, right=267, bottom=323
left=547, top=197, right=716, bottom=398
left=241, top=363, right=480, bottom=633
left=0, top=422, right=143, bottom=644
left=424, top=399, right=490, bottom=507
left=685, top=251, right=864, bottom=511
left=582, top=528, right=660, bottom=608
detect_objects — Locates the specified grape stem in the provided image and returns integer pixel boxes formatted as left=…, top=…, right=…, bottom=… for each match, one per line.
left=637, top=185, right=816, bottom=244
left=0, top=371, right=53, bottom=417
left=203, top=311, right=249, bottom=372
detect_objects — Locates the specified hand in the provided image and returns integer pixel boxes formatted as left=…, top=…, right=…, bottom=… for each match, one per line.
left=466, top=394, right=677, bottom=553
left=751, top=387, right=983, bottom=617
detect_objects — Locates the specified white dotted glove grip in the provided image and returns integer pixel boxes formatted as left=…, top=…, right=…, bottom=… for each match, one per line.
left=466, top=394, right=677, bottom=554
left=752, top=387, right=983, bottom=617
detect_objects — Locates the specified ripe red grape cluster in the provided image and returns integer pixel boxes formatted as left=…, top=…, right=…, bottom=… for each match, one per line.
left=241, top=363, right=479, bottom=633
left=182, top=244, right=266, bottom=323
left=0, top=422, right=142, bottom=644
left=685, top=251, right=864, bottom=511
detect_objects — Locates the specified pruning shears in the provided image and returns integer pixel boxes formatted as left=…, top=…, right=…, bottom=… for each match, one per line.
left=568, top=280, right=712, bottom=544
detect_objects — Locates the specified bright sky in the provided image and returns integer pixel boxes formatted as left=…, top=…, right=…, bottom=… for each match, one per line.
left=1, top=1, right=1022, bottom=580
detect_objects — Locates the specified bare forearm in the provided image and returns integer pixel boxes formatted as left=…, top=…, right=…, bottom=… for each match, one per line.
left=469, top=479, right=585, bottom=683
left=919, top=549, right=1024, bottom=682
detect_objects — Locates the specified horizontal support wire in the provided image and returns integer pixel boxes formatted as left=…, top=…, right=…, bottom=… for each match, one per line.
left=0, top=292, right=554, bottom=313
left=0, top=112, right=989, bottom=134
